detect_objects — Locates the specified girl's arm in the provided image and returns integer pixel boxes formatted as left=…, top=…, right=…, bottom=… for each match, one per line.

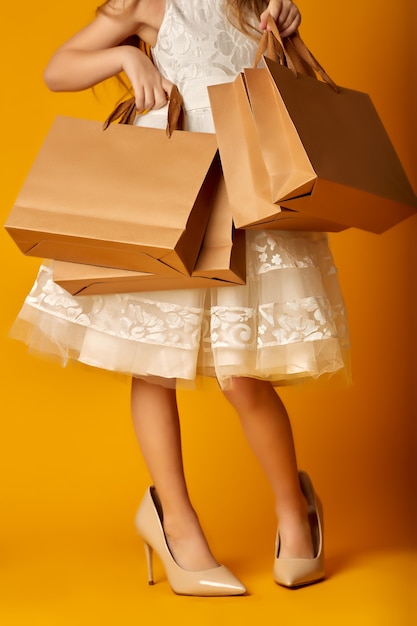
left=259, top=0, right=301, bottom=37
left=44, top=4, right=170, bottom=112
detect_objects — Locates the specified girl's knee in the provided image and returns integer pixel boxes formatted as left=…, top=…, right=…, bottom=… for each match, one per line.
left=223, top=377, right=274, bottom=411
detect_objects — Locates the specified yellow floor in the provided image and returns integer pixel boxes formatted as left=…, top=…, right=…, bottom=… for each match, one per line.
left=0, top=361, right=415, bottom=626
left=0, top=529, right=414, bottom=625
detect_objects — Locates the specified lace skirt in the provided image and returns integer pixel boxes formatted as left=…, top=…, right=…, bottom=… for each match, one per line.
left=10, top=228, right=349, bottom=389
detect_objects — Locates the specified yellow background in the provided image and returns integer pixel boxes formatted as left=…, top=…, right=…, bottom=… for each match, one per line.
left=0, top=0, right=415, bottom=624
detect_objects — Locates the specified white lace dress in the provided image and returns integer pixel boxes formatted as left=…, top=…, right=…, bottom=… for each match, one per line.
left=10, top=0, right=349, bottom=389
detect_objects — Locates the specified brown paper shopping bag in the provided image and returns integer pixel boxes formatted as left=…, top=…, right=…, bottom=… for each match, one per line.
left=211, top=23, right=417, bottom=233
left=52, top=169, right=246, bottom=295
left=259, top=52, right=417, bottom=233
left=5, top=91, right=218, bottom=276
left=246, top=25, right=417, bottom=233
left=208, top=76, right=345, bottom=232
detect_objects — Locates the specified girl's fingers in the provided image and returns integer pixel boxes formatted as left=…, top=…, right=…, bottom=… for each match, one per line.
left=259, top=2, right=301, bottom=36
left=152, top=88, right=169, bottom=110
left=161, top=77, right=174, bottom=97
left=135, top=86, right=157, bottom=113
left=279, top=10, right=301, bottom=37
left=134, top=80, right=169, bottom=112
left=134, top=86, right=146, bottom=113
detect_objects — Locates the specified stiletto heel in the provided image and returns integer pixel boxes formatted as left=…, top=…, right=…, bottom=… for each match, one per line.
left=273, top=471, right=325, bottom=588
left=143, top=541, right=155, bottom=585
left=135, top=486, right=246, bottom=596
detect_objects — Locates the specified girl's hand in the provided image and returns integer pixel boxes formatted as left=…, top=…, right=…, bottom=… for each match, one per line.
left=119, top=45, right=173, bottom=112
left=259, top=0, right=301, bottom=37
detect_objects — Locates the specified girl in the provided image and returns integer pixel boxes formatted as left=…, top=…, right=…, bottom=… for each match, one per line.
left=11, top=0, right=349, bottom=595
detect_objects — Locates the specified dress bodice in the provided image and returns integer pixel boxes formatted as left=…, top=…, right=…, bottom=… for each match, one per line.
left=150, top=0, right=259, bottom=119
left=153, top=0, right=258, bottom=84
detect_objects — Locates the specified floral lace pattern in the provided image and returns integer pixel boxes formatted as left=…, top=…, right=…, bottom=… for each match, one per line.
left=251, top=231, right=345, bottom=347
left=257, top=297, right=336, bottom=347
left=153, top=0, right=258, bottom=88
left=247, top=231, right=334, bottom=274
left=26, top=266, right=203, bottom=350
left=211, top=307, right=255, bottom=348
left=210, top=295, right=336, bottom=350
left=208, top=231, right=344, bottom=351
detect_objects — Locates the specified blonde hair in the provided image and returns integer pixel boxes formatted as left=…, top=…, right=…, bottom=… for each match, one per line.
left=226, top=0, right=267, bottom=37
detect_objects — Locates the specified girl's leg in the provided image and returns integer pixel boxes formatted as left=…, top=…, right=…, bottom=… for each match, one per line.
left=223, top=377, right=314, bottom=559
left=131, top=377, right=218, bottom=570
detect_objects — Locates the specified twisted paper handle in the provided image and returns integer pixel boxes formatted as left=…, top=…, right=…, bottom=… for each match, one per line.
left=255, top=17, right=339, bottom=93
left=103, top=84, right=185, bottom=137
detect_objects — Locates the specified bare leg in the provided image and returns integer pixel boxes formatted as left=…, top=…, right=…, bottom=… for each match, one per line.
left=131, top=377, right=218, bottom=570
left=223, top=377, right=314, bottom=559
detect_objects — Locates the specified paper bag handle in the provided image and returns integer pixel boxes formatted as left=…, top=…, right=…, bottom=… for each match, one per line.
left=102, top=84, right=185, bottom=138
left=255, top=17, right=339, bottom=93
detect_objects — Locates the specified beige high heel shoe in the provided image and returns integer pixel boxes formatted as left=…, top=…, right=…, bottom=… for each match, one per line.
left=273, top=471, right=325, bottom=588
left=135, top=487, right=246, bottom=596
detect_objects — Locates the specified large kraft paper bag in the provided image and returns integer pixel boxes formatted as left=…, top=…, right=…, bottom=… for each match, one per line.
left=208, top=76, right=346, bottom=232
left=211, top=25, right=417, bottom=234
left=247, top=46, right=417, bottom=233
left=52, top=172, right=246, bottom=295
left=5, top=111, right=218, bottom=276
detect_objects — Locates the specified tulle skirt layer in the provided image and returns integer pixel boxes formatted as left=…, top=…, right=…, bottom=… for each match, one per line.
left=10, top=229, right=349, bottom=389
